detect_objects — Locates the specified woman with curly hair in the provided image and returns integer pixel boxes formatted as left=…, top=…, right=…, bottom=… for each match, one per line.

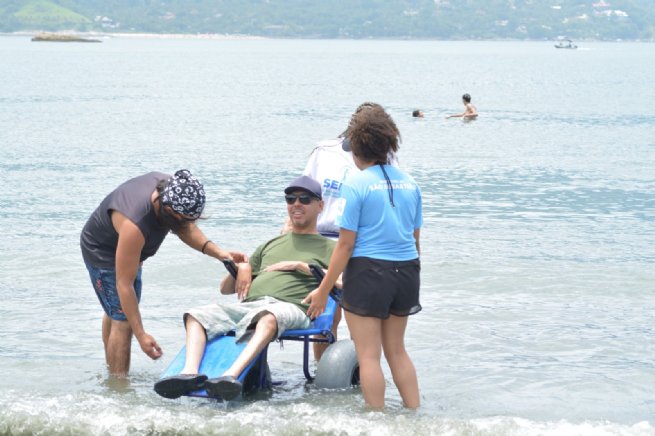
left=304, top=105, right=422, bottom=409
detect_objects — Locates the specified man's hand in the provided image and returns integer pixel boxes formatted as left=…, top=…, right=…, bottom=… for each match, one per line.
left=302, top=288, right=328, bottom=319
left=264, top=261, right=310, bottom=275
left=137, top=332, right=163, bottom=360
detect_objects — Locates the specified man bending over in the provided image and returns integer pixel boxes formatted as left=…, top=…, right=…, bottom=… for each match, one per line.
left=154, top=175, right=337, bottom=400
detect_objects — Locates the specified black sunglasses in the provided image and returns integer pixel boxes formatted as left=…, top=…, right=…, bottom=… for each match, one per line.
left=285, top=193, right=316, bottom=205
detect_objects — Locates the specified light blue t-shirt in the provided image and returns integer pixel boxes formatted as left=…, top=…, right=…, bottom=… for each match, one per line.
left=336, top=164, right=422, bottom=261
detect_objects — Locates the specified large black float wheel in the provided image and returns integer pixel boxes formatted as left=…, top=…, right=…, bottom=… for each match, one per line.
left=314, top=339, right=360, bottom=389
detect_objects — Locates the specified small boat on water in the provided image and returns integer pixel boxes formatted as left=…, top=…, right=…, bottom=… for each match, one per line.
left=31, top=33, right=101, bottom=43
left=554, top=38, right=577, bottom=49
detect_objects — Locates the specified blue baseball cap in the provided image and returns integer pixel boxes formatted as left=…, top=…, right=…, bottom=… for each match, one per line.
left=284, top=175, right=322, bottom=200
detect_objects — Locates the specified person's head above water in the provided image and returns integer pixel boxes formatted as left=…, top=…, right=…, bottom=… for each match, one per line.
left=462, top=93, right=472, bottom=103
left=412, top=109, right=424, bottom=118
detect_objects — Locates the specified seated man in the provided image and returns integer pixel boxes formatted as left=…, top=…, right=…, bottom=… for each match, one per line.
left=154, top=175, right=338, bottom=400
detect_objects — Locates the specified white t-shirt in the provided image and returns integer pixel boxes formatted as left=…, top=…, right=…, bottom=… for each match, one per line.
left=303, top=137, right=399, bottom=236
left=303, top=138, right=356, bottom=236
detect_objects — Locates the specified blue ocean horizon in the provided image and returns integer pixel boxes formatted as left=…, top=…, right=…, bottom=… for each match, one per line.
left=0, top=36, right=653, bottom=435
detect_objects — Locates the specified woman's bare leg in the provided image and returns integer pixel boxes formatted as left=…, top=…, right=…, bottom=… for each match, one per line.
left=381, top=315, right=419, bottom=408
left=345, top=311, right=385, bottom=409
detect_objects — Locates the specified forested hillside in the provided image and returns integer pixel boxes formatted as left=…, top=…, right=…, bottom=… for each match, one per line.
left=1, top=0, right=653, bottom=40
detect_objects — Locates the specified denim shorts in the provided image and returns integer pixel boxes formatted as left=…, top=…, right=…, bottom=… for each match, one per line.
left=86, top=263, right=142, bottom=321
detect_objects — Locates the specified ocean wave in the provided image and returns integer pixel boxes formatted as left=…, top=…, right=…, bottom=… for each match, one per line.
left=0, top=391, right=652, bottom=435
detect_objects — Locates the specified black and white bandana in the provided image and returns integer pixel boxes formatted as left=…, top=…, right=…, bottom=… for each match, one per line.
left=160, top=169, right=206, bottom=219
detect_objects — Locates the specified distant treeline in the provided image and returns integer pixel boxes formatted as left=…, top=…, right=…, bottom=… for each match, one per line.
left=2, top=0, right=654, bottom=40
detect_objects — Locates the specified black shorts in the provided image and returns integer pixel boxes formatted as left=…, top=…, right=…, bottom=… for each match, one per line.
left=341, top=257, right=421, bottom=319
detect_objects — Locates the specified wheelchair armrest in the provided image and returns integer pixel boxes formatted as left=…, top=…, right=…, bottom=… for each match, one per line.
left=222, top=259, right=239, bottom=279
left=308, top=264, right=342, bottom=302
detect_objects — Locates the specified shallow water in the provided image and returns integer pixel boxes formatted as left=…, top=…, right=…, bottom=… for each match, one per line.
left=0, top=36, right=654, bottom=435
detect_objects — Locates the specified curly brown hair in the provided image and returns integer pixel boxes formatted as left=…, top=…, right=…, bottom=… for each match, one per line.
left=347, top=106, right=400, bottom=164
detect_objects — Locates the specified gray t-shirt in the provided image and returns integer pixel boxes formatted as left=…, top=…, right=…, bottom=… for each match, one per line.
left=80, top=172, right=170, bottom=268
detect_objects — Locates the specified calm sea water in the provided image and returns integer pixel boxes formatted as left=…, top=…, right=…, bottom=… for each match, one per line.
left=0, top=35, right=654, bottom=435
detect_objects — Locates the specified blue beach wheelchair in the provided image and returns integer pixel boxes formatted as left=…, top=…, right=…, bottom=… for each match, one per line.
left=157, top=261, right=359, bottom=400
